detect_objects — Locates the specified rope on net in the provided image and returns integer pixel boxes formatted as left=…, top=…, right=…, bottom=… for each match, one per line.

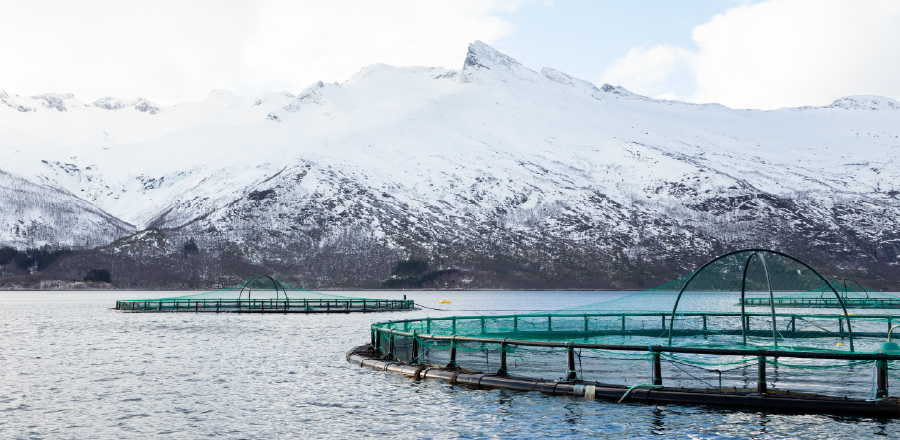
left=618, top=383, right=664, bottom=402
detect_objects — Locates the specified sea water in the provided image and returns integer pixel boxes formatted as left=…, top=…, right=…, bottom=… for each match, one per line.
left=1, top=291, right=898, bottom=439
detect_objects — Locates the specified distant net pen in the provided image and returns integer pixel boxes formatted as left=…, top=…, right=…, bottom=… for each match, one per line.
left=114, top=275, right=414, bottom=313
left=350, top=249, right=900, bottom=417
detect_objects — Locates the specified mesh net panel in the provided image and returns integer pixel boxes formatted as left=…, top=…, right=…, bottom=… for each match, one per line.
left=116, top=275, right=412, bottom=312
left=372, top=250, right=900, bottom=400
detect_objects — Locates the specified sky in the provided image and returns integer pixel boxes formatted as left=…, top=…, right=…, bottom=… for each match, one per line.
left=0, top=0, right=898, bottom=110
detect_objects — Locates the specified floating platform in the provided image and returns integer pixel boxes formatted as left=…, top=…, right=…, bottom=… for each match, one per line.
left=113, top=275, right=414, bottom=313
left=352, top=250, right=900, bottom=417
left=744, top=297, right=900, bottom=309
left=114, top=298, right=413, bottom=313
left=347, top=347, right=900, bottom=418
left=742, top=278, right=900, bottom=309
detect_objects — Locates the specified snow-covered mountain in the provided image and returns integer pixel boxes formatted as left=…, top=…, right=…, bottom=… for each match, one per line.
left=2, top=41, right=899, bottom=288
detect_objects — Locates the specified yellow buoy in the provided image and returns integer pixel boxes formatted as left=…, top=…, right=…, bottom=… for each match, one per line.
left=439, top=300, right=451, bottom=304
left=836, top=343, right=843, bottom=346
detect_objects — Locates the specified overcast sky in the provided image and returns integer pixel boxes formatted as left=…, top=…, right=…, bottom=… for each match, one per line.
left=1, top=0, right=898, bottom=109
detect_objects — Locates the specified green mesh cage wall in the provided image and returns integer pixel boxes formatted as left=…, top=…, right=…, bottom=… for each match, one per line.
left=367, top=250, right=900, bottom=401
left=114, top=275, right=414, bottom=313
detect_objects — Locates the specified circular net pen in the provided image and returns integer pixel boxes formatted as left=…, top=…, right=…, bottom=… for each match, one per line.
left=351, top=249, right=900, bottom=417
left=743, top=278, right=900, bottom=309
left=114, top=275, right=414, bottom=313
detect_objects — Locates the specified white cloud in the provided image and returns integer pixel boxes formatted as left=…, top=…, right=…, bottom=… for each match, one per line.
left=0, top=0, right=519, bottom=105
left=601, top=0, right=900, bottom=109
left=600, top=45, right=695, bottom=100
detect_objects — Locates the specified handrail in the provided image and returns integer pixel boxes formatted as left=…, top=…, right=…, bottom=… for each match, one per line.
left=371, top=326, right=900, bottom=361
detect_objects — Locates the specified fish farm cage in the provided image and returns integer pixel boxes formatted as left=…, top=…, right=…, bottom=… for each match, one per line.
left=742, top=278, right=900, bottom=309
left=114, top=275, right=414, bottom=313
left=350, top=249, right=900, bottom=417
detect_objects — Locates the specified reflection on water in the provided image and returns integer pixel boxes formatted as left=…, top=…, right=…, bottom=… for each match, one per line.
left=0, top=290, right=897, bottom=439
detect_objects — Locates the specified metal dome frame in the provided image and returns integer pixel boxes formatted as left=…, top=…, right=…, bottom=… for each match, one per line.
left=666, top=249, right=854, bottom=351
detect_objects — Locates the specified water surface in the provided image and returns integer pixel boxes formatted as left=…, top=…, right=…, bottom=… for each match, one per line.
left=1, top=291, right=897, bottom=439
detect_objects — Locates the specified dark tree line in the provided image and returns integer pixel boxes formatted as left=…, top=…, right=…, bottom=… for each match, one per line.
left=0, top=245, right=70, bottom=272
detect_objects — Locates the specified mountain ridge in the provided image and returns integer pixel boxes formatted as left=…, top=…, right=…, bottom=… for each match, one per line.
left=1, top=42, right=899, bottom=289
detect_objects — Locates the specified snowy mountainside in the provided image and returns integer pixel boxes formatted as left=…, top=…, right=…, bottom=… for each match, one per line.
left=0, top=169, right=133, bottom=249
left=1, top=41, right=899, bottom=288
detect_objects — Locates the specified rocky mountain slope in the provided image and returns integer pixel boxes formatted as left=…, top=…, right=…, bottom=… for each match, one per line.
left=1, top=41, right=899, bottom=289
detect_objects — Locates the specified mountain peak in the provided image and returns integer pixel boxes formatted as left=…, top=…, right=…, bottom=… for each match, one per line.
left=93, top=97, right=160, bottom=114
left=826, top=95, right=900, bottom=111
left=31, top=93, right=81, bottom=112
left=460, top=41, right=542, bottom=85
left=0, top=90, right=34, bottom=112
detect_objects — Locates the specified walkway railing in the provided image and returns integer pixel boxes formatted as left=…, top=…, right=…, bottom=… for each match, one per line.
left=371, top=313, right=900, bottom=399
left=115, top=298, right=414, bottom=312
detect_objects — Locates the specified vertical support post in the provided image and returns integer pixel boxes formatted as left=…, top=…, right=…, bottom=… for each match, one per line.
left=791, top=315, right=795, bottom=332
left=426, top=319, right=431, bottom=333
left=411, top=332, right=419, bottom=365
left=839, top=317, right=844, bottom=335
left=583, top=315, right=589, bottom=333
left=621, top=315, right=626, bottom=331
left=452, top=318, right=457, bottom=335
left=513, top=316, right=518, bottom=332
left=548, top=315, right=552, bottom=332
left=702, top=315, right=707, bottom=332
left=371, top=329, right=377, bottom=348
left=661, top=315, right=666, bottom=331
left=757, top=351, right=767, bottom=394
left=447, top=337, right=458, bottom=369
left=498, top=339, right=508, bottom=376
left=740, top=253, right=755, bottom=346
left=877, top=358, right=889, bottom=399
left=388, top=333, right=396, bottom=361
left=566, top=342, right=577, bottom=381
left=652, top=347, right=662, bottom=386
left=481, top=317, right=486, bottom=334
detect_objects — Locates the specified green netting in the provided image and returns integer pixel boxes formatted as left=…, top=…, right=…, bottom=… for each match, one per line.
left=115, top=275, right=414, bottom=312
left=371, top=249, right=900, bottom=400
left=743, top=278, right=900, bottom=309
left=143, top=275, right=363, bottom=301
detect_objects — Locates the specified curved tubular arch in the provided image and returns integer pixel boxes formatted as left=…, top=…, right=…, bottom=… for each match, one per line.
left=757, top=253, right=780, bottom=347
left=843, top=279, right=870, bottom=299
left=667, top=248, right=854, bottom=351
left=237, top=275, right=287, bottom=302
left=739, top=253, right=756, bottom=346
